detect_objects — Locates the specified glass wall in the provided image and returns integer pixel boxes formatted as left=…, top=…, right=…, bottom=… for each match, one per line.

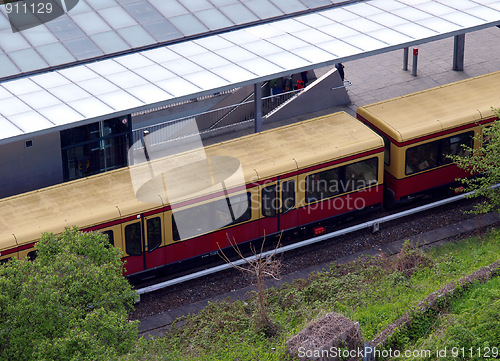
left=61, top=117, right=130, bottom=181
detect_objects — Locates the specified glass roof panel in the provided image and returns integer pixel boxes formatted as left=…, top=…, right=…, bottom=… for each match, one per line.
left=21, top=26, right=59, bottom=47
left=270, top=0, right=308, bottom=13
left=48, top=83, right=91, bottom=102
left=238, top=57, right=284, bottom=77
left=124, top=2, right=164, bottom=23
left=169, top=13, right=209, bottom=36
left=37, top=43, right=76, bottom=66
left=78, top=77, right=121, bottom=96
left=244, top=0, right=283, bottom=19
left=58, top=66, right=99, bottom=82
left=265, top=51, right=311, bottom=69
left=216, top=46, right=258, bottom=62
left=85, top=0, right=118, bottom=10
left=343, top=33, right=389, bottom=51
left=392, top=22, right=438, bottom=38
left=220, top=3, right=260, bottom=24
left=196, top=8, right=234, bottom=30
left=87, top=60, right=127, bottom=76
left=392, top=7, right=432, bottom=21
left=8, top=112, right=55, bottom=132
left=126, top=83, right=173, bottom=103
left=63, top=37, right=102, bottom=60
left=156, top=77, right=202, bottom=97
left=270, top=18, right=311, bottom=33
left=160, top=59, right=204, bottom=75
left=31, top=72, right=72, bottom=89
left=44, top=15, right=86, bottom=41
left=106, top=71, right=149, bottom=88
left=344, top=18, right=385, bottom=33
left=415, top=17, right=462, bottom=33
left=98, top=90, right=145, bottom=111
left=66, top=97, right=116, bottom=117
left=266, top=34, right=310, bottom=50
left=301, top=0, right=332, bottom=6
left=369, top=12, right=408, bottom=27
left=190, top=52, right=231, bottom=68
left=38, top=104, right=84, bottom=125
left=142, top=47, right=182, bottom=63
left=320, top=8, right=360, bottom=22
left=465, top=6, right=500, bottom=21
left=0, top=55, right=19, bottom=78
left=117, top=25, right=156, bottom=48
left=194, top=36, right=234, bottom=51
left=90, top=31, right=131, bottom=53
left=183, top=71, right=229, bottom=90
left=2, top=78, right=42, bottom=95
left=0, top=32, right=31, bottom=52
left=293, top=28, right=335, bottom=43
left=9, top=49, right=48, bottom=72
left=241, top=40, right=283, bottom=56
left=370, top=28, right=415, bottom=45
left=169, top=42, right=208, bottom=57
left=19, top=90, right=61, bottom=109
left=70, top=12, right=112, bottom=35
left=99, top=7, right=138, bottom=29
left=113, top=54, right=155, bottom=69
left=178, top=0, right=213, bottom=12
left=211, top=63, right=257, bottom=83
left=0, top=86, right=10, bottom=100
left=291, top=45, right=336, bottom=63
left=133, top=64, right=176, bottom=82
left=147, top=0, right=189, bottom=17
left=142, top=20, right=183, bottom=42
left=296, top=13, right=335, bottom=27
left=346, top=3, right=385, bottom=17
left=0, top=117, right=23, bottom=139
left=318, top=22, right=360, bottom=38
left=440, top=12, right=483, bottom=27
left=316, top=39, right=360, bottom=57
left=0, top=97, right=32, bottom=116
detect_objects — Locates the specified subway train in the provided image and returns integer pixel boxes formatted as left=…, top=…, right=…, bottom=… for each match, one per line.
left=1, top=71, right=499, bottom=278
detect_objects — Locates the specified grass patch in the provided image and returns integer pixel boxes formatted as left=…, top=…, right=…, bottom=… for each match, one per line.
left=123, top=228, right=500, bottom=361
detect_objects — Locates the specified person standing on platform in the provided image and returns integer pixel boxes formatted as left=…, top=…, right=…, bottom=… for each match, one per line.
left=335, top=63, right=345, bottom=81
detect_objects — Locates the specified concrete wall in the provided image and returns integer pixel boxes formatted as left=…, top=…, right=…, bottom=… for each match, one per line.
left=0, top=132, right=63, bottom=199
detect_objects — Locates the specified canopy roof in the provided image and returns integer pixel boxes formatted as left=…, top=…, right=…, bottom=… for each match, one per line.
left=0, top=0, right=499, bottom=145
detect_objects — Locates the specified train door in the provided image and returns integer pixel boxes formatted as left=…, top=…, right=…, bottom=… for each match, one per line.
left=122, top=214, right=166, bottom=275
left=260, top=177, right=298, bottom=236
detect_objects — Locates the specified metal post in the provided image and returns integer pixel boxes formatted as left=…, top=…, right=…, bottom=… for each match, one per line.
left=403, top=47, right=408, bottom=71
left=453, top=33, right=465, bottom=71
left=254, top=82, right=262, bottom=133
left=412, top=48, right=418, bottom=76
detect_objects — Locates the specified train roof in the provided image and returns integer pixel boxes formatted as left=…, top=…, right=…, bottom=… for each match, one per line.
left=356, top=71, right=500, bottom=143
left=0, top=112, right=383, bottom=251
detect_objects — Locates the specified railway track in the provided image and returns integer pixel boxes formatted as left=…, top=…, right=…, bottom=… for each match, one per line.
left=131, top=186, right=500, bottom=331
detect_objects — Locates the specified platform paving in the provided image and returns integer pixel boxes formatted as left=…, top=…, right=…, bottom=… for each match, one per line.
left=137, top=26, right=500, bottom=338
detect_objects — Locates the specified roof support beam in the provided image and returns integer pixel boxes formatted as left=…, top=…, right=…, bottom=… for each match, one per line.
left=453, top=34, right=465, bottom=71
left=254, top=82, right=263, bottom=133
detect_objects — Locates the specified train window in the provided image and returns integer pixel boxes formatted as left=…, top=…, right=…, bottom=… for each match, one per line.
left=406, top=132, right=474, bottom=175
left=282, top=180, right=295, bottom=214
left=147, top=217, right=162, bottom=253
left=172, top=193, right=252, bottom=241
left=262, top=185, right=277, bottom=217
left=27, top=250, right=37, bottom=261
left=306, top=168, right=339, bottom=203
left=405, top=141, right=440, bottom=175
left=441, top=131, right=473, bottom=164
left=125, top=222, right=142, bottom=256
left=101, top=230, right=114, bottom=247
left=344, top=158, right=378, bottom=191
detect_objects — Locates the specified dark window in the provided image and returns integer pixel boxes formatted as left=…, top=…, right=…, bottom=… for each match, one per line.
left=262, top=185, right=277, bottom=217
left=61, top=117, right=129, bottom=182
left=405, top=132, right=474, bottom=175
left=0, top=258, right=11, bottom=266
left=125, top=222, right=142, bottom=256
left=101, top=230, right=114, bottom=247
left=172, top=193, right=251, bottom=241
left=344, top=158, right=379, bottom=192
left=147, top=217, right=162, bottom=253
left=282, top=180, right=295, bottom=214
left=27, top=250, right=37, bottom=261
left=306, top=158, right=378, bottom=203
left=306, top=168, right=339, bottom=203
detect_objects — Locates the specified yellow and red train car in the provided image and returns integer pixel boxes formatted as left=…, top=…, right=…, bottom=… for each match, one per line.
left=0, top=112, right=385, bottom=277
left=357, top=71, right=500, bottom=206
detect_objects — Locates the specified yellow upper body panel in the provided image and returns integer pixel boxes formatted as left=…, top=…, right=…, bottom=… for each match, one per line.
left=0, top=112, right=383, bottom=251
left=357, top=71, right=500, bottom=143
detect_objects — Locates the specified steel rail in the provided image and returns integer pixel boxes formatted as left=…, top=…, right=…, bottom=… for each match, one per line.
left=136, top=185, right=496, bottom=296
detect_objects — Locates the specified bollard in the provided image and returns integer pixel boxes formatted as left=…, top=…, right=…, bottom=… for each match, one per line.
left=403, top=47, right=408, bottom=71
left=411, top=48, right=418, bottom=76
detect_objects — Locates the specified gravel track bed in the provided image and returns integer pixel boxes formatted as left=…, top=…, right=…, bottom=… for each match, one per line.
left=130, top=198, right=484, bottom=321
